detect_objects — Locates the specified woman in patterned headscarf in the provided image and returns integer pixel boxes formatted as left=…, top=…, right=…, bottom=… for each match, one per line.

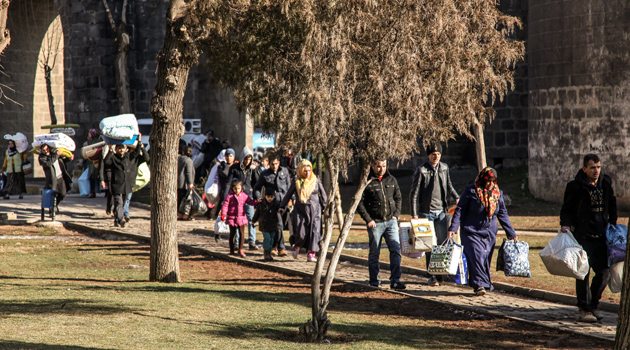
left=448, top=167, right=518, bottom=296
left=279, top=159, right=327, bottom=262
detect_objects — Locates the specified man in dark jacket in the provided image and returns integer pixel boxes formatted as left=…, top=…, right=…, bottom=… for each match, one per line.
left=560, top=154, right=617, bottom=323
left=357, top=159, right=405, bottom=290
left=38, top=144, right=73, bottom=212
left=228, top=146, right=258, bottom=250
left=252, top=187, right=282, bottom=261
left=410, top=143, right=459, bottom=286
left=253, top=152, right=291, bottom=256
left=196, top=130, right=221, bottom=183
left=102, top=139, right=149, bottom=228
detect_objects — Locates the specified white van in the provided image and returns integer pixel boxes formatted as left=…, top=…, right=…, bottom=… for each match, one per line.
left=137, top=119, right=202, bottom=150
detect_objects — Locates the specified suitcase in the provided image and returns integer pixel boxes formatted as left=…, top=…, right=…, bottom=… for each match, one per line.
left=41, top=189, right=57, bottom=221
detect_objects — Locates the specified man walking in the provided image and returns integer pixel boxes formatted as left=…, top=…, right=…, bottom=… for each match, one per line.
left=560, top=154, right=616, bottom=323
left=253, top=152, right=290, bottom=257
left=410, top=143, right=459, bottom=286
left=357, top=159, right=405, bottom=290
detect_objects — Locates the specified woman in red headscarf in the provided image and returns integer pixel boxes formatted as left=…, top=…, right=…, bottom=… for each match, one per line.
left=448, top=167, right=517, bottom=296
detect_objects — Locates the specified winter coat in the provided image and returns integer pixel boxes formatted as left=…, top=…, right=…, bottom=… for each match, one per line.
left=253, top=166, right=291, bottom=201
left=280, top=177, right=327, bottom=252
left=103, top=145, right=149, bottom=195
left=560, top=170, right=617, bottom=243
left=3, top=150, right=26, bottom=174
left=38, top=152, right=72, bottom=192
left=221, top=191, right=258, bottom=227
left=410, top=161, right=459, bottom=216
left=177, top=155, right=195, bottom=190
left=218, top=161, right=234, bottom=201
left=200, top=137, right=222, bottom=162
left=357, top=169, right=402, bottom=223
left=228, top=147, right=255, bottom=197
left=252, top=198, right=282, bottom=233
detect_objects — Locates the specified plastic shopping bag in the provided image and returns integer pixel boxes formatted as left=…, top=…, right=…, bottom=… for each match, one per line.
left=428, top=238, right=463, bottom=275
left=133, top=163, right=150, bottom=192
left=449, top=252, right=468, bottom=285
left=502, top=240, right=532, bottom=278
left=214, top=216, right=230, bottom=236
left=192, top=153, right=204, bottom=169
left=539, top=230, right=589, bottom=280
left=606, top=224, right=627, bottom=266
left=204, top=163, right=220, bottom=206
left=78, top=168, right=90, bottom=196
left=399, top=222, right=425, bottom=259
left=188, top=189, right=207, bottom=216
left=608, top=262, right=624, bottom=293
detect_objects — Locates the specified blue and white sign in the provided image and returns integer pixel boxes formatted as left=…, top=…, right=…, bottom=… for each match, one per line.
left=253, top=130, right=275, bottom=149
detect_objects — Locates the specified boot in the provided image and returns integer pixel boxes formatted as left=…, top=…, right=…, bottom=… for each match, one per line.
left=263, top=250, right=274, bottom=261
left=238, top=249, right=246, bottom=258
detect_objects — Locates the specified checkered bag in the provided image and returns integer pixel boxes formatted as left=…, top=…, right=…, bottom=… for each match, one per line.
left=428, top=238, right=463, bottom=275
left=502, top=240, right=532, bottom=278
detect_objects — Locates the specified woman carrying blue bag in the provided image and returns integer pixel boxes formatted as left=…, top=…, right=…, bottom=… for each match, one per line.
left=448, top=167, right=518, bottom=296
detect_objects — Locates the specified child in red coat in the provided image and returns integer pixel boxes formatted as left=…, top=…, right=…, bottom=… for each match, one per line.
left=221, top=180, right=259, bottom=257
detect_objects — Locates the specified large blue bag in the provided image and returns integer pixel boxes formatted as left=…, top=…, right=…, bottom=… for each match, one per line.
left=503, top=240, right=532, bottom=278
left=78, top=168, right=90, bottom=196
left=449, top=252, right=468, bottom=285
left=606, top=224, right=627, bottom=266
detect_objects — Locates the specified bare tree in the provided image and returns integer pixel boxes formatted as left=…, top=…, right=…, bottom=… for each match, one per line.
left=101, top=0, right=131, bottom=113
left=38, top=16, right=62, bottom=125
left=0, top=0, right=9, bottom=58
left=149, top=0, right=523, bottom=339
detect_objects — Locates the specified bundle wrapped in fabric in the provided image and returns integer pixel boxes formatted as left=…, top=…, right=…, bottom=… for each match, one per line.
left=99, top=114, right=138, bottom=140
left=502, top=240, right=532, bottom=278
left=81, top=141, right=106, bottom=161
left=33, top=133, right=76, bottom=151
left=204, top=163, right=221, bottom=207
left=606, top=224, right=628, bottom=266
left=399, top=222, right=425, bottom=259
left=102, top=134, right=139, bottom=146
left=539, top=230, right=589, bottom=280
left=4, top=132, right=29, bottom=153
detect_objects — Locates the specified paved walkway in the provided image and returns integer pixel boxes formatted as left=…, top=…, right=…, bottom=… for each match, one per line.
left=0, top=193, right=618, bottom=342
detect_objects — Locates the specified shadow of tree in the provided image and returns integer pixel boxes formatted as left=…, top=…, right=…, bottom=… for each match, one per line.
left=0, top=298, right=135, bottom=316
left=0, top=340, right=117, bottom=350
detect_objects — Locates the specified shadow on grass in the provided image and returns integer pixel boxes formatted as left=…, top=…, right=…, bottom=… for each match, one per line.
left=0, top=340, right=117, bottom=350
left=0, top=298, right=136, bottom=316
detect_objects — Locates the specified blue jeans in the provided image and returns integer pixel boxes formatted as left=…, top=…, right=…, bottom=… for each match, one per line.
left=123, top=192, right=132, bottom=218
left=262, top=231, right=276, bottom=251
left=367, top=218, right=402, bottom=286
left=235, top=204, right=257, bottom=245
left=423, top=211, right=449, bottom=280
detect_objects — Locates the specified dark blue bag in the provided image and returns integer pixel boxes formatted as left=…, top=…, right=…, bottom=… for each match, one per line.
left=503, top=240, right=532, bottom=278
left=606, top=224, right=627, bottom=266
left=449, top=252, right=468, bottom=285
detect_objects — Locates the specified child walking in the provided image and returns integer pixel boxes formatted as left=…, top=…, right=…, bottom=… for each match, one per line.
left=221, top=180, right=259, bottom=257
left=252, top=187, right=282, bottom=261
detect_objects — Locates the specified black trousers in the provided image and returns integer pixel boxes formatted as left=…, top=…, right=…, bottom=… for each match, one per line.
left=112, top=193, right=127, bottom=225
left=576, top=237, right=610, bottom=311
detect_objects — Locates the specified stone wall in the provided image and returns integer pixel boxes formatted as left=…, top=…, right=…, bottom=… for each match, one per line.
left=528, top=0, right=630, bottom=208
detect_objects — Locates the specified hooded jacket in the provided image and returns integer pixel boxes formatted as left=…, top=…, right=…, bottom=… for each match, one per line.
left=560, top=169, right=617, bottom=243
left=228, top=146, right=254, bottom=197
left=357, top=169, right=402, bottom=223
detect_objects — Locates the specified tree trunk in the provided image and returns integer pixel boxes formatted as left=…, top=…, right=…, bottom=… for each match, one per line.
left=300, top=158, right=370, bottom=341
left=44, top=65, right=57, bottom=125
left=149, top=0, right=198, bottom=282
left=614, top=229, right=630, bottom=348
left=114, top=25, right=131, bottom=114
left=0, top=0, right=10, bottom=60
left=473, top=118, right=487, bottom=171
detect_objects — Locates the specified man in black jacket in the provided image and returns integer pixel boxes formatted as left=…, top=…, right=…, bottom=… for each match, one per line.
left=560, top=154, right=617, bottom=323
left=357, top=160, right=405, bottom=290
left=410, top=143, right=459, bottom=286
left=195, top=130, right=221, bottom=183
left=102, top=138, right=149, bottom=228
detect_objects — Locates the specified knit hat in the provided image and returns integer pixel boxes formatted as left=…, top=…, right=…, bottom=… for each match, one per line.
left=264, top=186, right=276, bottom=196
left=425, top=143, right=442, bottom=155
left=226, top=148, right=235, bottom=156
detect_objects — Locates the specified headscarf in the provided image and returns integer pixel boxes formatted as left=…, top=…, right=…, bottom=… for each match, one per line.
left=88, top=129, right=101, bottom=139
left=296, top=159, right=317, bottom=203
left=474, top=167, right=501, bottom=219
left=7, top=140, right=17, bottom=157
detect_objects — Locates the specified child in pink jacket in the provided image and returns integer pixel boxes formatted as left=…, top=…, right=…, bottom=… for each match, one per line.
left=221, top=179, right=259, bottom=257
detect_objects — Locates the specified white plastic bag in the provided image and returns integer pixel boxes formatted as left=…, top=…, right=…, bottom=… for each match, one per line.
left=78, top=168, right=90, bottom=196
left=609, top=262, right=624, bottom=293
left=192, top=153, right=204, bottom=169
left=204, top=163, right=220, bottom=205
left=214, top=216, right=230, bottom=235
left=539, top=230, right=589, bottom=280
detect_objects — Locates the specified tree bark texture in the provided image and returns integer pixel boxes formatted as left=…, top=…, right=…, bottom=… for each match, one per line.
left=614, top=228, right=630, bottom=349
left=0, top=0, right=10, bottom=60
left=149, top=0, right=198, bottom=282
left=44, top=65, right=57, bottom=125
left=473, top=118, right=487, bottom=171
left=301, top=158, right=371, bottom=341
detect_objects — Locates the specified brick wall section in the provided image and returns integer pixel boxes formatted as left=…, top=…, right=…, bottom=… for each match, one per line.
left=528, top=0, right=630, bottom=208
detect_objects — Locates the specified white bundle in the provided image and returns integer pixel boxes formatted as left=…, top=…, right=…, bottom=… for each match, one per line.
left=99, top=114, right=138, bottom=140
left=32, top=133, right=76, bottom=151
left=539, top=230, right=589, bottom=280
left=4, top=132, right=29, bottom=153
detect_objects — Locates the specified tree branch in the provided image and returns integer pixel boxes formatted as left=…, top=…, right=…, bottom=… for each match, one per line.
left=101, top=0, right=117, bottom=32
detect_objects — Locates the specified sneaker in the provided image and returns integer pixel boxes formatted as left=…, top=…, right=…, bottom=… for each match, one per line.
left=474, top=287, right=486, bottom=296
left=292, top=247, right=300, bottom=259
left=120, top=220, right=126, bottom=228
left=238, top=249, right=246, bottom=258
left=248, top=243, right=259, bottom=251
left=427, top=276, right=440, bottom=286
left=578, top=309, right=597, bottom=323
left=278, top=249, right=287, bottom=257
left=390, top=281, right=406, bottom=290
left=591, top=309, right=604, bottom=321
left=270, top=248, right=278, bottom=256
left=307, top=252, right=316, bottom=262
left=124, top=216, right=130, bottom=223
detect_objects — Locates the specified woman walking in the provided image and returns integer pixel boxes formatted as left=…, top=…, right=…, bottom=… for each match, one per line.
left=177, top=146, right=196, bottom=220
left=448, top=167, right=517, bottom=296
left=2, top=139, right=28, bottom=199
left=279, top=159, right=327, bottom=262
